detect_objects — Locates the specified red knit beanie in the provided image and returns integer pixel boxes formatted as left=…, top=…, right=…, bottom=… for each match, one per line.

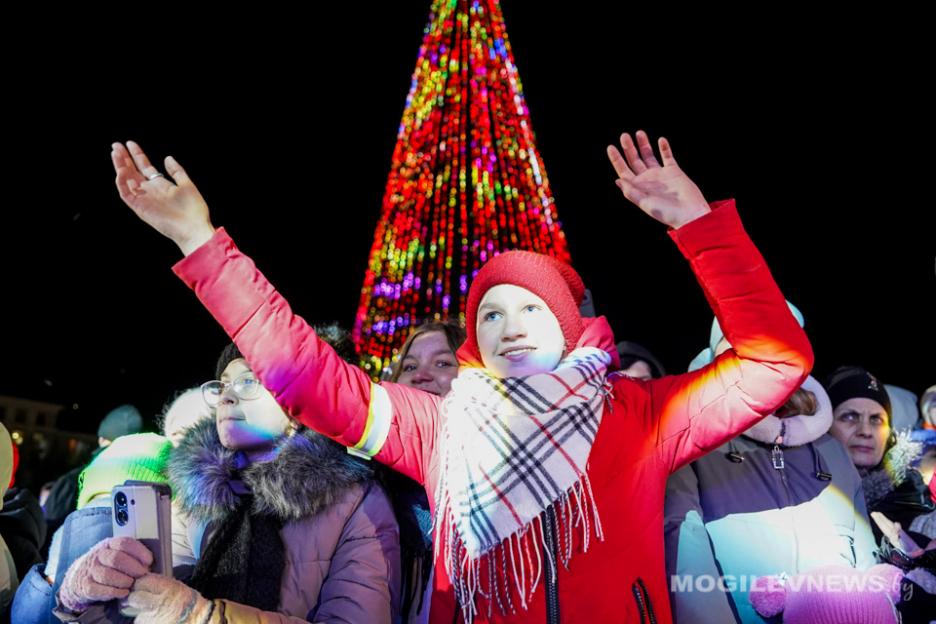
left=457, top=250, right=586, bottom=366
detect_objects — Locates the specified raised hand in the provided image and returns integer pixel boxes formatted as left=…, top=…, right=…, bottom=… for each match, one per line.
left=111, top=141, right=216, bottom=255
left=606, top=130, right=711, bottom=229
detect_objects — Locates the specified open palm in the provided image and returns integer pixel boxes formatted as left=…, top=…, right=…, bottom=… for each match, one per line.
left=606, top=131, right=710, bottom=229
left=111, top=141, right=215, bottom=254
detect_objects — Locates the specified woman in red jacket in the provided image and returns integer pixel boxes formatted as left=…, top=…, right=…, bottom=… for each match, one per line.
left=106, top=131, right=813, bottom=623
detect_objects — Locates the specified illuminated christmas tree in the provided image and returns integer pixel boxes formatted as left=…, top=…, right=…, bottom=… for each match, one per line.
left=354, top=0, right=571, bottom=377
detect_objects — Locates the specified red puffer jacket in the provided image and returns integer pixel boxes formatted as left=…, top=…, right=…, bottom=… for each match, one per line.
left=174, top=200, right=813, bottom=623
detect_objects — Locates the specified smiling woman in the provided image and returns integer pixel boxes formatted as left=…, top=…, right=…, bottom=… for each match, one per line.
left=385, top=320, right=466, bottom=622
left=460, top=250, right=586, bottom=380
left=476, top=284, right=566, bottom=378
left=390, top=321, right=465, bottom=397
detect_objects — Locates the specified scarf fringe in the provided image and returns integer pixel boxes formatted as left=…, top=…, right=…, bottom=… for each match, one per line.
left=438, top=471, right=604, bottom=622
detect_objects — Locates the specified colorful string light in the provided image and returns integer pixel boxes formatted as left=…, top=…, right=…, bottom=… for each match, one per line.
left=353, top=0, right=571, bottom=378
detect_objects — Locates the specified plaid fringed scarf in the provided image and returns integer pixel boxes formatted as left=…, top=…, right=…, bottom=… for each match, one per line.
left=433, top=347, right=613, bottom=621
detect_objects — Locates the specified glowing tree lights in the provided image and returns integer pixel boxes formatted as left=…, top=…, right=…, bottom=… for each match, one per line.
left=353, top=0, right=571, bottom=377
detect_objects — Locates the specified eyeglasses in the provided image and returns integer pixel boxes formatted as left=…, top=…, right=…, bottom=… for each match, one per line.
left=201, top=373, right=263, bottom=406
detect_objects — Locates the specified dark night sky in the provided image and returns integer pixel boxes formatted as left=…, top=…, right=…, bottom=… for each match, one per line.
left=4, top=6, right=933, bottom=433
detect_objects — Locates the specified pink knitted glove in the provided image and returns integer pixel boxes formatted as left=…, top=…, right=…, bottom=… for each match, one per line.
left=127, top=573, right=214, bottom=624
left=750, top=564, right=904, bottom=624
left=58, top=537, right=153, bottom=612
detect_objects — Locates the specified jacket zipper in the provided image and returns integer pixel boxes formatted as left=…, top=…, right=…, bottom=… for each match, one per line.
left=773, top=444, right=793, bottom=503
left=631, top=578, right=657, bottom=624
left=631, top=581, right=647, bottom=624
left=771, top=422, right=798, bottom=571
left=772, top=422, right=793, bottom=506
left=543, top=507, right=560, bottom=624
left=636, top=578, right=657, bottom=624
left=452, top=509, right=563, bottom=623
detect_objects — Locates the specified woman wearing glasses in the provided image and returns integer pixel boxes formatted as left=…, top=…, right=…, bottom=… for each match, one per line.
left=55, top=343, right=401, bottom=623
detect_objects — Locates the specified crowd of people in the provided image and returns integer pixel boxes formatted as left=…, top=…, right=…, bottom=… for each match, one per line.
left=1, top=131, right=933, bottom=623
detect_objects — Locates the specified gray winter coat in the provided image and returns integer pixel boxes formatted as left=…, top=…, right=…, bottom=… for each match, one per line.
left=664, top=376, right=876, bottom=623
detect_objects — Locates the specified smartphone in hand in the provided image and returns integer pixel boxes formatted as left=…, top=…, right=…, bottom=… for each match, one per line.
left=870, top=511, right=924, bottom=558
left=112, top=481, right=173, bottom=616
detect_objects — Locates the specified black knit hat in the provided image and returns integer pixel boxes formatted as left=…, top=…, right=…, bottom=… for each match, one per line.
left=215, top=343, right=245, bottom=379
left=825, top=366, right=892, bottom=420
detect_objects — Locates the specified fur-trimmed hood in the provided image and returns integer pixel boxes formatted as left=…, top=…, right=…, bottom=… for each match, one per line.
left=743, top=375, right=833, bottom=447
left=170, top=418, right=373, bottom=525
